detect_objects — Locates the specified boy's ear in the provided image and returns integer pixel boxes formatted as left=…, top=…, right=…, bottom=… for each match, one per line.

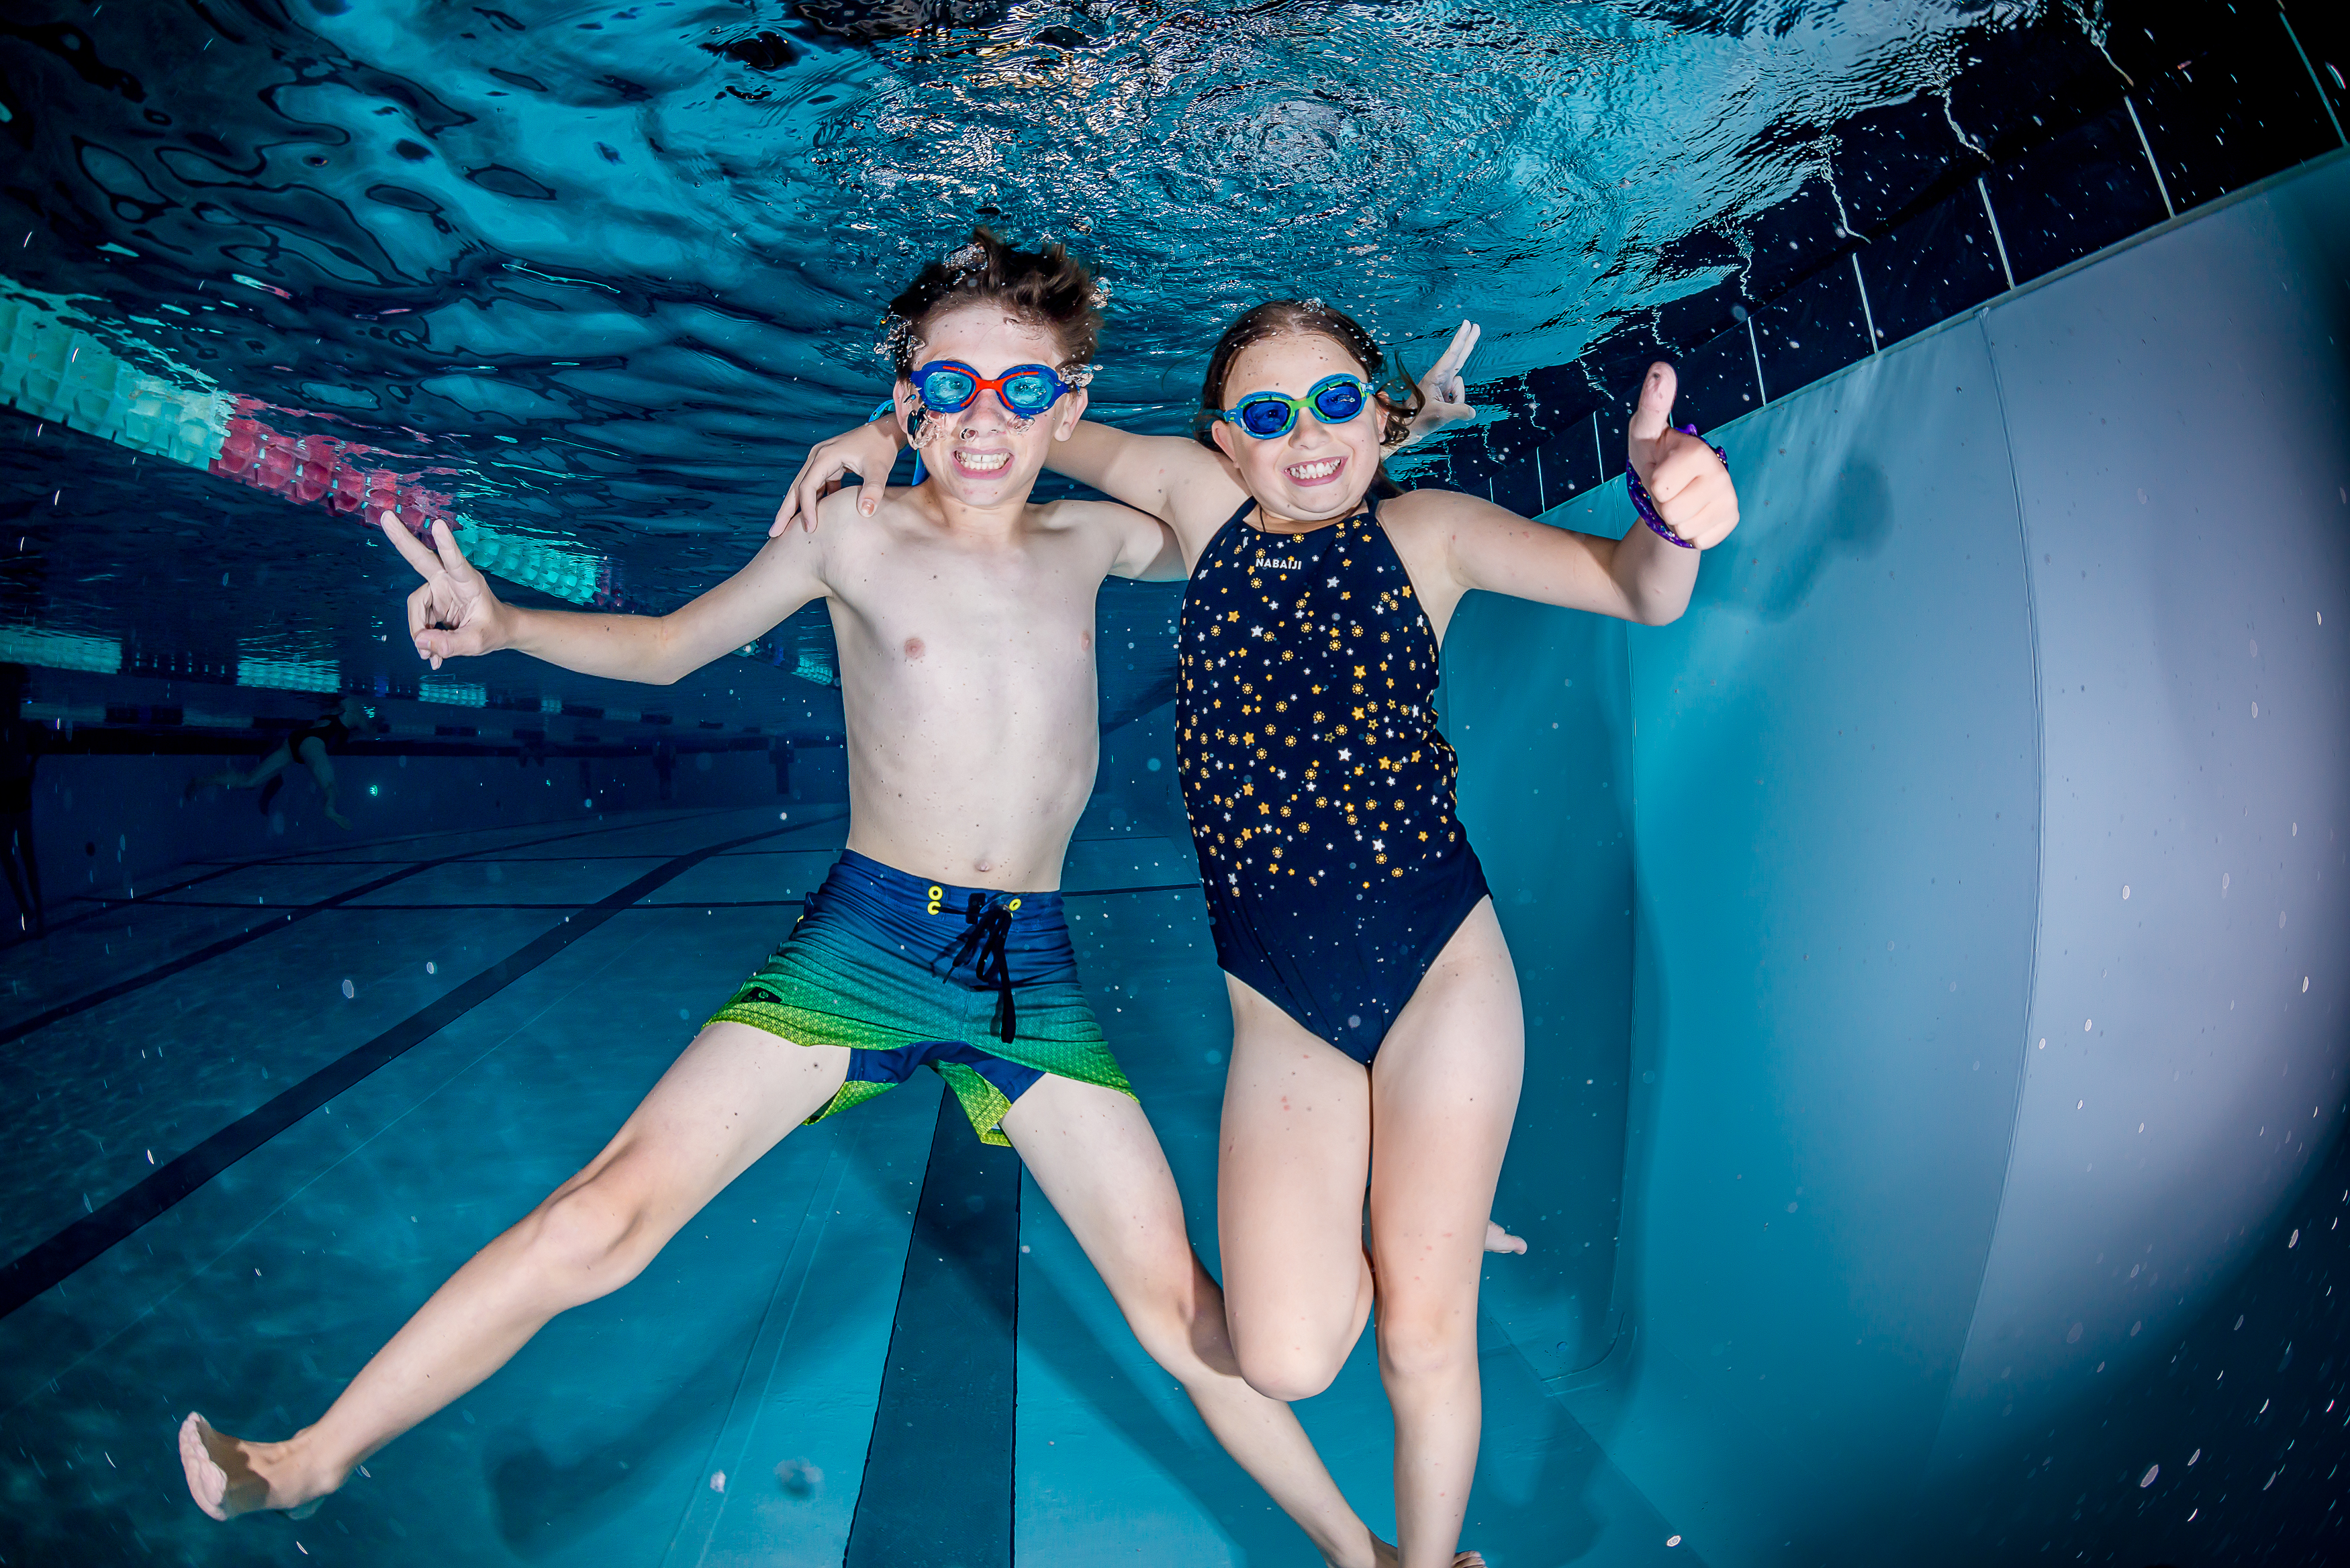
left=1053, top=386, right=1089, bottom=438
left=891, top=379, right=914, bottom=422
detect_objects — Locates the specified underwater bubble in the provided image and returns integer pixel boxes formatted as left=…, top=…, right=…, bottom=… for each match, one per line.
left=426, top=961, right=436, bottom=975
left=340, top=978, right=355, bottom=999
left=1666, top=1536, right=1683, bottom=1549
left=2140, top=1463, right=2158, bottom=1487
left=709, top=1471, right=725, bottom=1492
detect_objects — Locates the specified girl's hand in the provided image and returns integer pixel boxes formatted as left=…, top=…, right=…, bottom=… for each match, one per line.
left=1627, top=362, right=1740, bottom=550
left=379, top=511, right=508, bottom=670
left=1400, top=320, right=1482, bottom=446
left=772, top=413, right=906, bottom=536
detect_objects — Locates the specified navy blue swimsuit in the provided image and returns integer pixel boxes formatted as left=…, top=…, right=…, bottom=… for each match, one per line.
left=1175, top=495, right=1491, bottom=1063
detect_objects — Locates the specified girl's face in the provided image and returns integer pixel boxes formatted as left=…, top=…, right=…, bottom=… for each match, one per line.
left=1209, top=333, right=1388, bottom=527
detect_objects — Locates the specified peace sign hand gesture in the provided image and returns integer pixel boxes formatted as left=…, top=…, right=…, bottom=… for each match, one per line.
left=377, top=511, right=510, bottom=670
left=1401, top=320, right=1482, bottom=446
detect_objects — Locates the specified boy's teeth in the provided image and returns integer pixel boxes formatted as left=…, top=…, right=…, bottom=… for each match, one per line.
left=959, top=450, right=1010, bottom=471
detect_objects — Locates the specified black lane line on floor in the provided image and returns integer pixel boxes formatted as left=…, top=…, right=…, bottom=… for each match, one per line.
left=0, top=823, right=794, bottom=1322
left=0, top=812, right=771, bottom=1048
left=1, top=808, right=739, bottom=952
left=843, top=1086, right=1020, bottom=1568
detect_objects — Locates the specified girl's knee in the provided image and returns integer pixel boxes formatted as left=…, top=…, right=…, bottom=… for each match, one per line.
left=1233, top=1332, right=1350, bottom=1402
left=1374, top=1304, right=1478, bottom=1384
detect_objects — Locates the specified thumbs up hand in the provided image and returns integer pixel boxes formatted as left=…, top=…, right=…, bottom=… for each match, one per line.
left=1626, top=362, right=1739, bottom=550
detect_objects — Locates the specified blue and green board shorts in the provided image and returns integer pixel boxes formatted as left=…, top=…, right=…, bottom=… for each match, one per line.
left=708, top=848, right=1133, bottom=1146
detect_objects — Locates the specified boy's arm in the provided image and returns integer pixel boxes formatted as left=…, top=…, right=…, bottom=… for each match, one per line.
left=381, top=507, right=827, bottom=686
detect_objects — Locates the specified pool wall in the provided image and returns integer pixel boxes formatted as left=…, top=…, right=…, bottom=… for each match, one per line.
left=1438, top=148, right=2350, bottom=1562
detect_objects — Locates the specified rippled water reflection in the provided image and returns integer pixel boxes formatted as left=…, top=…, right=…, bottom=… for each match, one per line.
left=5, top=0, right=2049, bottom=637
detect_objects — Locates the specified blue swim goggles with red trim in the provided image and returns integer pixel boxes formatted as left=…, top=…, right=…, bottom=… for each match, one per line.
left=910, top=360, right=1076, bottom=419
left=1211, top=373, right=1372, bottom=439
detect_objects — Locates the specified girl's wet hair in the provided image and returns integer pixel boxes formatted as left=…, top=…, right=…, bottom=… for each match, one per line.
left=1195, top=301, right=1422, bottom=482
left=885, top=228, right=1102, bottom=377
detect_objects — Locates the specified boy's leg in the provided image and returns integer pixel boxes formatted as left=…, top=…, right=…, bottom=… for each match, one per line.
left=182, top=1022, right=849, bottom=1520
left=1002, top=1075, right=1480, bottom=1568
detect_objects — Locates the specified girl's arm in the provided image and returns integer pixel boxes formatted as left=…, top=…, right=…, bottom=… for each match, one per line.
left=1391, top=363, right=1738, bottom=636
left=382, top=508, right=826, bottom=686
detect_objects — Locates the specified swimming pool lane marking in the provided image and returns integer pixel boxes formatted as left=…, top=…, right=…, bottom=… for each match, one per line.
left=0, top=807, right=803, bottom=1048
left=0, top=822, right=798, bottom=1320
left=4, top=807, right=738, bottom=950
left=842, top=1085, right=1020, bottom=1568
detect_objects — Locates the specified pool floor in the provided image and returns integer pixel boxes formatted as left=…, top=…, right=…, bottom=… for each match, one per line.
left=0, top=805, right=1676, bottom=1567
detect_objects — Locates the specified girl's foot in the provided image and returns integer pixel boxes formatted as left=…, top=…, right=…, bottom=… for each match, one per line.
left=178, top=1414, right=332, bottom=1521
left=1364, top=1538, right=1487, bottom=1568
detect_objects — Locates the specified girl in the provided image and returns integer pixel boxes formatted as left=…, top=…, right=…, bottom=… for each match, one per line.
left=780, top=303, right=1738, bottom=1565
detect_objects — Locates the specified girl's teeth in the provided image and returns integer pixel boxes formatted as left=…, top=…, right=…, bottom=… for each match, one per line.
left=1289, top=458, right=1340, bottom=479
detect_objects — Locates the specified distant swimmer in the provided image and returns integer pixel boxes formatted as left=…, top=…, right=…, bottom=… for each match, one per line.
left=185, top=693, right=365, bottom=829
left=0, top=663, right=43, bottom=936
left=179, top=230, right=1474, bottom=1568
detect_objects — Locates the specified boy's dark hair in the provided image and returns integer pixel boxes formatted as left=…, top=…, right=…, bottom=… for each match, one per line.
left=886, top=228, right=1101, bottom=378
left=1194, top=301, right=1422, bottom=487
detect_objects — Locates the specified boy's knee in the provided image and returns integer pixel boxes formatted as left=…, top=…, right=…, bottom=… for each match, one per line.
left=528, top=1171, right=658, bottom=1291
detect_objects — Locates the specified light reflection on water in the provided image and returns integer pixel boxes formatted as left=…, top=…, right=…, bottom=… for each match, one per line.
left=5, top=0, right=2038, bottom=646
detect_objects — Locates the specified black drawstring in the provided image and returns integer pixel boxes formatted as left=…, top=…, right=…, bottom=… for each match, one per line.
left=937, top=892, right=1017, bottom=1042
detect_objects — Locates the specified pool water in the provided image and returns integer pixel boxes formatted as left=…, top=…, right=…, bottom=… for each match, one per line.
left=5, top=2, right=2350, bottom=1566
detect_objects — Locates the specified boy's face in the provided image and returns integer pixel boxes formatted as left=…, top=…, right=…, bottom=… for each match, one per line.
left=896, top=303, right=1088, bottom=510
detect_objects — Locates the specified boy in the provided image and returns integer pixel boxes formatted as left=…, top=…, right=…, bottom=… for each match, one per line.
left=181, top=231, right=1463, bottom=1568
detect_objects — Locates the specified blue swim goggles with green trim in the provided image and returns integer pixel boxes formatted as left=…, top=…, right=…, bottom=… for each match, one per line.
left=1210, top=373, right=1372, bottom=440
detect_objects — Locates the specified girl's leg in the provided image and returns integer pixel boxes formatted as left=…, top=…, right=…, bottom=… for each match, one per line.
left=296, top=737, right=349, bottom=827
left=181, top=1023, right=849, bottom=1519
left=1215, top=977, right=1376, bottom=1400
left=1004, top=1075, right=1482, bottom=1568
left=1365, top=899, right=1523, bottom=1568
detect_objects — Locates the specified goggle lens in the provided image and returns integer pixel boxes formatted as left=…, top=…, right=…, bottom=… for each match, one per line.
left=1311, top=379, right=1366, bottom=423
left=918, top=368, right=978, bottom=412
left=1238, top=397, right=1299, bottom=438
left=1000, top=371, right=1059, bottom=414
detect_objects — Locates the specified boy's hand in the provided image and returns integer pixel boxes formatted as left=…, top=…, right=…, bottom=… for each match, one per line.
left=1399, top=320, right=1481, bottom=446
left=772, top=413, right=906, bottom=536
left=379, top=511, right=508, bottom=669
left=1627, top=362, right=1739, bottom=550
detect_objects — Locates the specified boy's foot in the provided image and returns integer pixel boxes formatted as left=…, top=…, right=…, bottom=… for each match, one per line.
left=1484, top=1220, right=1526, bottom=1255
left=179, top=1413, right=329, bottom=1521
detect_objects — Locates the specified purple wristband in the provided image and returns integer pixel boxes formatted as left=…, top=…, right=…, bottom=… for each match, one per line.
left=1626, top=422, right=1727, bottom=549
